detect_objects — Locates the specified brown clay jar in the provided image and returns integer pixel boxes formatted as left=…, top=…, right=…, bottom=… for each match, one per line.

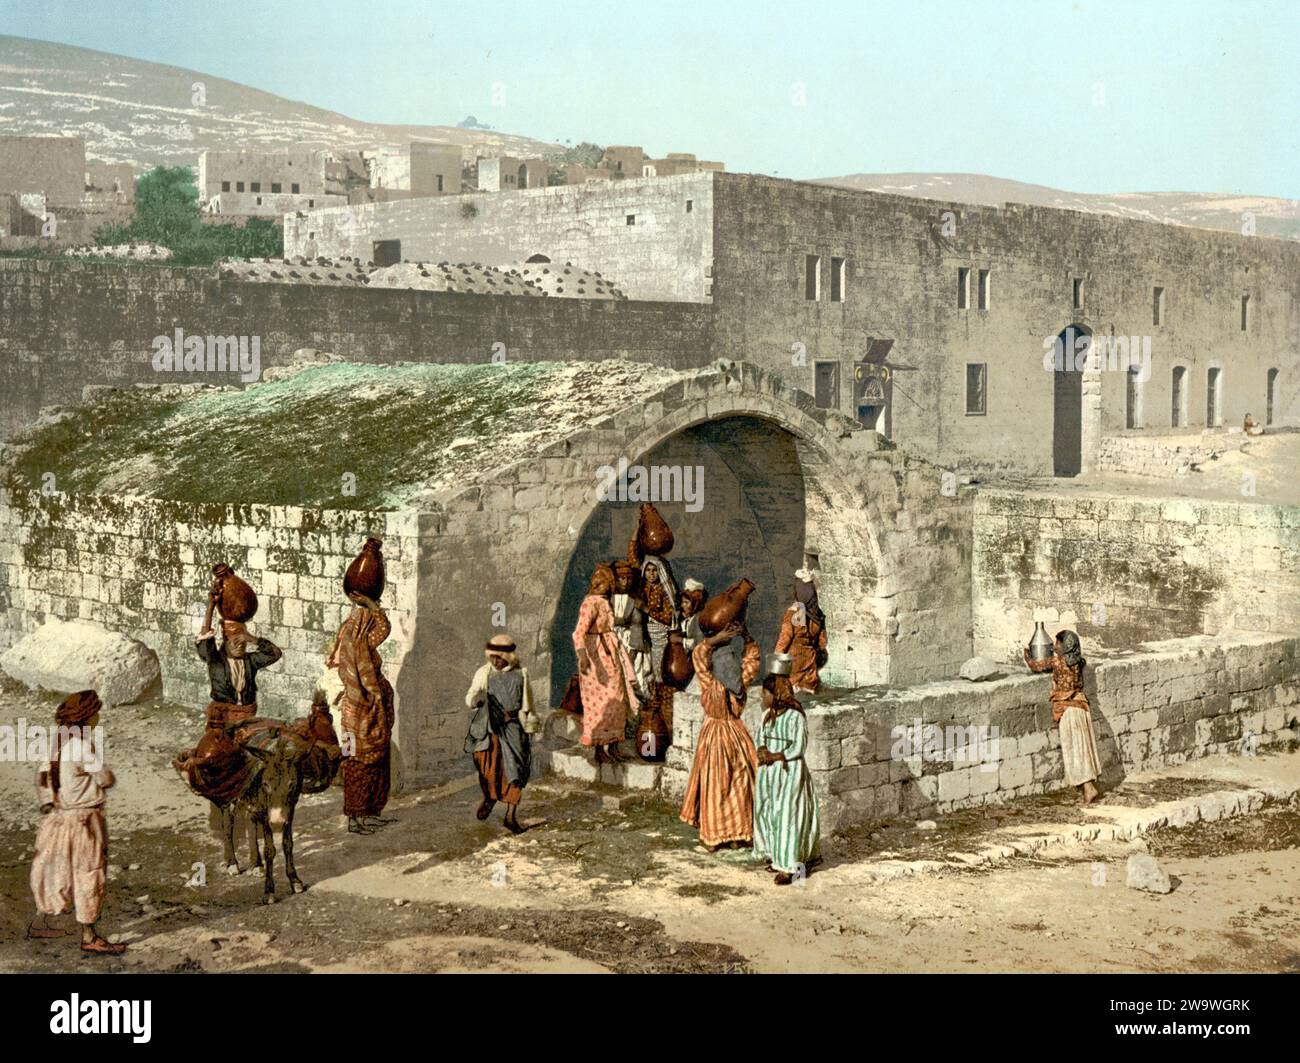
left=637, top=503, right=674, bottom=556
left=211, top=563, right=258, bottom=622
left=698, top=578, right=756, bottom=636
left=662, top=630, right=694, bottom=689
left=344, top=537, right=386, bottom=600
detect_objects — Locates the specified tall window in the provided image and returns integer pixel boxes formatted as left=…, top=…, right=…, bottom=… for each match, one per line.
left=436, top=174, right=444, bottom=192
left=1125, top=365, right=1142, bottom=429
left=1206, top=367, right=1222, bottom=427
left=1072, top=277, right=1084, bottom=309
left=814, top=361, right=840, bottom=409
left=965, top=363, right=987, bottom=415
left=1171, top=366, right=1186, bottom=427
left=1267, top=368, right=1279, bottom=425
left=830, top=257, right=846, bottom=302
left=978, top=268, right=991, bottom=310
left=957, top=267, right=970, bottom=310
left=1241, top=294, right=1250, bottom=332
left=805, top=255, right=821, bottom=301
left=1153, top=286, right=1164, bottom=326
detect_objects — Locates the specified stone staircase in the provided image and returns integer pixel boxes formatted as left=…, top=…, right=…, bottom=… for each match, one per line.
left=535, top=709, right=665, bottom=791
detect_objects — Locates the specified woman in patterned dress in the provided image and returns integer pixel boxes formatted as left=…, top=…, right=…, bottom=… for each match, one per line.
left=1024, top=629, right=1102, bottom=806
left=573, top=563, right=641, bottom=763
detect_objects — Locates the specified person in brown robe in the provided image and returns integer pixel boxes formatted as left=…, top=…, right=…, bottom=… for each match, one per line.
left=680, top=621, right=761, bottom=851
left=774, top=571, right=829, bottom=694
left=629, top=517, right=678, bottom=750
left=328, top=592, right=395, bottom=834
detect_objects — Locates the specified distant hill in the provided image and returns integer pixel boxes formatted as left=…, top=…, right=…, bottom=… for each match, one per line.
left=0, top=35, right=557, bottom=169
left=814, top=172, right=1300, bottom=242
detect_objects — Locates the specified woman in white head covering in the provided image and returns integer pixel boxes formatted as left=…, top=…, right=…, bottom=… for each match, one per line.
left=775, top=569, right=829, bottom=694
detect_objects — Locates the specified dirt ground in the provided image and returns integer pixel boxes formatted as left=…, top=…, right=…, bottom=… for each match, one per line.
left=1, top=680, right=1297, bottom=974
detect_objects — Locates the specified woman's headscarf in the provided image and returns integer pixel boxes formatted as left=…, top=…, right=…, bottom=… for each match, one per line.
left=51, top=691, right=102, bottom=796
left=589, top=563, right=615, bottom=597
left=793, top=576, right=825, bottom=629
left=1056, top=629, right=1086, bottom=670
left=761, top=672, right=803, bottom=724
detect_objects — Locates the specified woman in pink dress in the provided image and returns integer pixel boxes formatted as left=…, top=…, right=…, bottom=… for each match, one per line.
left=573, top=563, right=641, bottom=763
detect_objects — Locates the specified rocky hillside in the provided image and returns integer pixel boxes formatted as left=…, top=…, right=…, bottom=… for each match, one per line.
left=815, top=173, right=1300, bottom=242
left=0, top=35, right=556, bottom=169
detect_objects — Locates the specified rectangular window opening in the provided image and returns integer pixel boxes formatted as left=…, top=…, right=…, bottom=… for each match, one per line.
left=1072, top=277, right=1084, bottom=309
left=1241, top=294, right=1250, bottom=332
left=626, top=213, right=635, bottom=226
left=1153, top=285, right=1164, bottom=326
left=830, top=257, right=845, bottom=303
left=965, top=363, right=987, bottom=415
left=978, top=268, right=991, bottom=310
left=814, top=361, right=840, bottom=409
left=805, top=255, right=821, bottom=301
left=957, top=267, right=970, bottom=310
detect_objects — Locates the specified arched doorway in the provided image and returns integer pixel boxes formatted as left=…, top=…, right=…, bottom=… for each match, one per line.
left=518, top=163, right=530, bottom=189
left=549, top=415, right=809, bottom=686
left=1053, top=324, right=1090, bottom=476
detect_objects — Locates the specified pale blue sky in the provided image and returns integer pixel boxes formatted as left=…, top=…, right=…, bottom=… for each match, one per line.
left=2, top=0, right=1296, bottom=196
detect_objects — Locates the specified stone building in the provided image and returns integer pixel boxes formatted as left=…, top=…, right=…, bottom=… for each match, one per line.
left=641, top=152, right=724, bottom=177
left=285, top=170, right=1300, bottom=476
left=477, top=155, right=548, bottom=192
left=0, top=135, right=135, bottom=245
left=365, top=142, right=463, bottom=198
left=197, top=148, right=348, bottom=217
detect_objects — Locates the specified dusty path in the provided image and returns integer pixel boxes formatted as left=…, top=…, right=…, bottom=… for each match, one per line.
left=1, top=681, right=1296, bottom=974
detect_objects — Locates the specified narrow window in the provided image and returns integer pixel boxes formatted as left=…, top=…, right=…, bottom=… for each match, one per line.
left=291, top=183, right=300, bottom=194
left=308, top=199, right=314, bottom=207
left=1266, top=368, right=1279, bottom=425
left=1125, top=364, right=1141, bottom=429
left=271, top=182, right=281, bottom=193
left=256, top=196, right=262, bottom=206
left=1206, top=367, right=1222, bottom=427
left=1241, top=294, right=1250, bottom=331
left=957, top=267, right=970, bottom=310
left=814, top=361, right=840, bottom=409
left=1152, top=285, right=1164, bottom=326
left=221, top=180, right=230, bottom=192
left=685, top=199, right=693, bottom=213
left=805, top=255, right=821, bottom=301
left=1072, top=277, right=1084, bottom=309
left=436, top=174, right=444, bottom=193
left=626, top=214, right=635, bottom=226
left=830, top=257, right=846, bottom=302
left=1171, top=366, right=1186, bottom=427
left=965, top=363, right=987, bottom=415
left=978, top=268, right=991, bottom=310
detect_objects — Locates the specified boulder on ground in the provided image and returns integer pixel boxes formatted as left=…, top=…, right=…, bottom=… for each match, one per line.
left=1125, top=852, right=1172, bottom=894
left=959, top=655, right=1001, bottom=682
left=0, top=618, right=160, bottom=707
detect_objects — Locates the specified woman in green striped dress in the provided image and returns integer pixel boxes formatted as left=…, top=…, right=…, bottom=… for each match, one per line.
left=754, top=655, right=821, bottom=885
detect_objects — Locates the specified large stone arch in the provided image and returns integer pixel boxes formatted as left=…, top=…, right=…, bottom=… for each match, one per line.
left=403, top=361, right=972, bottom=782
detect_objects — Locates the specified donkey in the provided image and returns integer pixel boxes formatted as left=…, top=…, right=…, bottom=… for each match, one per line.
left=228, top=695, right=343, bottom=904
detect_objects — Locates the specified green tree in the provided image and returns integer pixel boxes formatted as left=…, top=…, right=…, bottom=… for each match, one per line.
left=95, top=165, right=283, bottom=266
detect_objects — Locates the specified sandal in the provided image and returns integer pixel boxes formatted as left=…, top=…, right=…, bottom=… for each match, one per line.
left=476, top=799, right=495, bottom=821
left=81, top=936, right=127, bottom=955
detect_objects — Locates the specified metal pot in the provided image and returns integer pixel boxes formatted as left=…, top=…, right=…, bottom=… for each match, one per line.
left=1028, top=621, right=1054, bottom=662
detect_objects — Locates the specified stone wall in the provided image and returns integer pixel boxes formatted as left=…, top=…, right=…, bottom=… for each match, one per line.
left=1096, top=431, right=1233, bottom=477
left=285, top=172, right=714, bottom=302
left=0, top=258, right=713, bottom=436
left=972, top=488, right=1300, bottom=659
left=661, top=633, right=1300, bottom=830
left=709, top=173, right=1300, bottom=475
left=0, top=488, right=434, bottom=783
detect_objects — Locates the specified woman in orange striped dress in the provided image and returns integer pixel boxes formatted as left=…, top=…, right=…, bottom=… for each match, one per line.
left=680, top=621, right=760, bottom=850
